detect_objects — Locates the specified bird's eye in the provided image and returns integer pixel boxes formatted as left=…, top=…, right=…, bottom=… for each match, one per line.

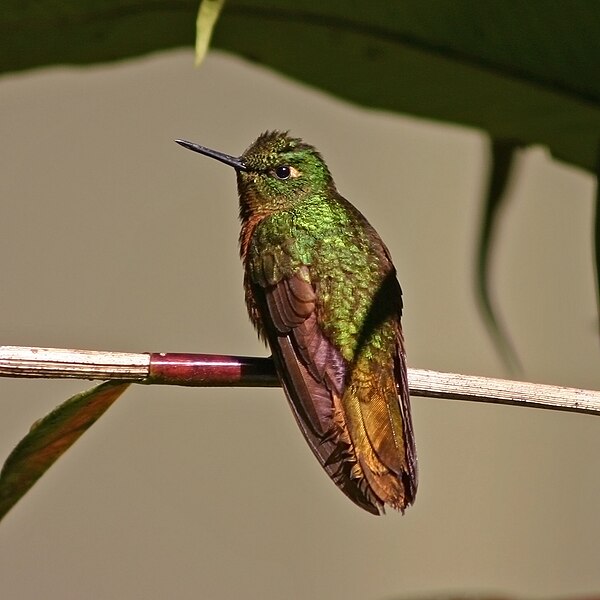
left=274, top=165, right=291, bottom=180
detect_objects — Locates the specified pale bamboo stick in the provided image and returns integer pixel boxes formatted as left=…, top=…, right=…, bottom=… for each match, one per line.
left=0, top=345, right=598, bottom=416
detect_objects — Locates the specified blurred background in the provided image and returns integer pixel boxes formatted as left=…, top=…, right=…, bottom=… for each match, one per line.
left=0, top=48, right=599, bottom=599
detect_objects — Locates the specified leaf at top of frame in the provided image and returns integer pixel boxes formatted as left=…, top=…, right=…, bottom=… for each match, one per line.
left=2, top=1, right=600, bottom=174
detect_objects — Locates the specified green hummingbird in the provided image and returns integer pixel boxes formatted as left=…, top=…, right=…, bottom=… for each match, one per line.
left=176, top=131, right=417, bottom=514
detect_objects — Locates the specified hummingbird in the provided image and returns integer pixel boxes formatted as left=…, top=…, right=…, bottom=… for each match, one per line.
left=176, top=131, right=417, bottom=515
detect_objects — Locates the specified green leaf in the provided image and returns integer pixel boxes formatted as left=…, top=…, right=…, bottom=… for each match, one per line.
left=195, top=0, right=225, bottom=66
left=2, top=1, right=600, bottom=174
left=0, top=381, right=129, bottom=522
left=0, top=1, right=197, bottom=74
left=210, top=2, right=600, bottom=174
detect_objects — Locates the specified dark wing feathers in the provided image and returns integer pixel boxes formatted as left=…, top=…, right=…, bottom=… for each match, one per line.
left=262, top=269, right=340, bottom=435
left=266, top=275, right=313, bottom=331
left=264, top=266, right=345, bottom=395
left=394, top=333, right=418, bottom=500
left=270, top=331, right=379, bottom=515
left=255, top=262, right=415, bottom=513
left=254, top=269, right=381, bottom=513
left=271, top=325, right=331, bottom=437
left=294, top=313, right=346, bottom=395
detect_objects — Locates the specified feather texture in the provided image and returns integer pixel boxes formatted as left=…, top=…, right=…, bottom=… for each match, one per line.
left=245, top=236, right=416, bottom=514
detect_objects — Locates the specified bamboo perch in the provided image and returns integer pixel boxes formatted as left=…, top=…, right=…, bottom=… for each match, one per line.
left=0, top=346, right=599, bottom=416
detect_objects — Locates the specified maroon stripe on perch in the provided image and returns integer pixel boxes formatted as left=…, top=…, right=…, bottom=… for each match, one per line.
left=146, top=352, right=278, bottom=387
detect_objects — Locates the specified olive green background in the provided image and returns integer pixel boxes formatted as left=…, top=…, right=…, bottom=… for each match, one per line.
left=1, top=50, right=599, bottom=598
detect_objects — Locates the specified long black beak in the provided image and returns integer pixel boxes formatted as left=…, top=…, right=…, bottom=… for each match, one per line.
left=175, top=139, right=247, bottom=171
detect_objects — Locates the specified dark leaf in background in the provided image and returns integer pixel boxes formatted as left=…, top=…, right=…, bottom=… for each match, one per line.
left=595, top=147, right=600, bottom=331
left=476, top=139, right=524, bottom=373
left=2, top=1, right=599, bottom=173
